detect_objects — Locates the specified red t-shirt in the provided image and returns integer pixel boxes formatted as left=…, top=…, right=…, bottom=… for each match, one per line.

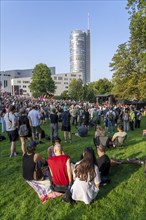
left=48, top=155, right=70, bottom=186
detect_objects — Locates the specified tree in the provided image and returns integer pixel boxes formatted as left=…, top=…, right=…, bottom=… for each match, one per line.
left=92, top=78, right=113, bottom=95
left=29, top=63, right=56, bottom=97
left=109, top=0, right=146, bottom=100
left=83, top=84, right=96, bottom=102
left=59, top=90, right=70, bottom=100
left=82, top=79, right=113, bottom=102
left=109, top=43, right=138, bottom=99
left=68, top=79, right=84, bottom=101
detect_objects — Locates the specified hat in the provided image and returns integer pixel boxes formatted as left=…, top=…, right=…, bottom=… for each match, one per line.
left=63, top=106, right=68, bottom=111
left=28, top=141, right=38, bottom=148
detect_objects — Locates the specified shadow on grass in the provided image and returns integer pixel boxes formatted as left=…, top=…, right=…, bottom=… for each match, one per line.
left=126, top=138, right=144, bottom=146
left=97, top=152, right=144, bottom=201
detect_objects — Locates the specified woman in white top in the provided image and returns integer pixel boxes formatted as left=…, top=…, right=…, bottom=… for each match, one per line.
left=71, top=147, right=100, bottom=205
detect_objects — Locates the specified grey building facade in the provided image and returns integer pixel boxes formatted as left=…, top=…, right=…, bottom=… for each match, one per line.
left=70, top=29, right=90, bottom=84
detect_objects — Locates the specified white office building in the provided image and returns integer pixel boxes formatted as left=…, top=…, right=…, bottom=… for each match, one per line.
left=11, top=72, right=83, bottom=96
left=0, top=67, right=55, bottom=94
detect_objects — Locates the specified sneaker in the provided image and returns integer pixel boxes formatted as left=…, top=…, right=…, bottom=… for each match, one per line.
left=65, top=140, right=67, bottom=143
left=14, top=152, right=17, bottom=156
left=70, top=140, right=72, bottom=144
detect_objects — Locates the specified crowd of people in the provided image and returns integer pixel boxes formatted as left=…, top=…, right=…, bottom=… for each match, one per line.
left=0, top=94, right=146, bottom=204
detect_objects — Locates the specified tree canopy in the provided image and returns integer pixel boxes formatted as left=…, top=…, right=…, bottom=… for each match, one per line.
left=110, top=0, right=146, bottom=100
left=68, top=79, right=84, bottom=101
left=29, top=63, right=56, bottom=97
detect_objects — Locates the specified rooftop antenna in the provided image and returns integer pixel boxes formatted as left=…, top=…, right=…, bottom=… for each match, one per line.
left=88, top=13, right=90, bottom=31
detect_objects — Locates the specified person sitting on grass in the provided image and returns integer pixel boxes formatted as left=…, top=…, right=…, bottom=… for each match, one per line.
left=48, top=143, right=72, bottom=193
left=75, top=123, right=88, bottom=137
left=112, top=124, right=127, bottom=148
left=22, top=141, right=47, bottom=181
left=96, top=144, right=111, bottom=186
left=93, top=125, right=110, bottom=148
left=70, top=147, right=101, bottom=205
left=47, top=136, right=62, bottom=158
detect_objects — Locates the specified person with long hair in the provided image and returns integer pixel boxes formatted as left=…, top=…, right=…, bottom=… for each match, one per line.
left=19, top=108, right=32, bottom=155
left=71, top=147, right=100, bottom=204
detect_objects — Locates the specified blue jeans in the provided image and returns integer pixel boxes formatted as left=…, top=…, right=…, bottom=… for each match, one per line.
left=50, top=123, right=58, bottom=141
left=108, top=120, right=115, bottom=133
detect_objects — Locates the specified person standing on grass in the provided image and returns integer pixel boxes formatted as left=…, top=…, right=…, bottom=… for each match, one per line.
left=106, top=107, right=116, bottom=134
left=1, top=107, right=6, bottom=133
left=83, top=108, right=90, bottom=128
left=49, top=108, right=58, bottom=142
left=123, top=109, right=130, bottom=132
left=129, top=108, right=135, bottom=131
left=4, top=105, right=19, bottom=157
left=28, top=105, right=43, bottom=144
left=18, top=108, right=32, bottom=155
left=61, top=106, right=72, bottom=143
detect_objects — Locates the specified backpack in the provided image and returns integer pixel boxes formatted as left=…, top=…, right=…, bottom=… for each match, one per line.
left=18, top=124, right=29, bottom=136
left=108, top=111, right=114, bottom=121
left=137, top=113, right=142, bottom=120
left=123, top=113, right=129, bottom=121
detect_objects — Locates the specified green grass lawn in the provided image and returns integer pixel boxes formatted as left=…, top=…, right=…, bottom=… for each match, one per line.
left=0, top=118, right=146, bottom=220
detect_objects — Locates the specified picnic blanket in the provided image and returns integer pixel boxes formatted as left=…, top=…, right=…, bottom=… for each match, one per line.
left=26, top=178, right=63, bottom=203
left=26, top=168, right=63, bottom=203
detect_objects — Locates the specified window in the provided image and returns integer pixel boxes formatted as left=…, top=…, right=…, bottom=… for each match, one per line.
left=23, top=81, right=29, bottom=83
left=4, top=80, right=8, bottom=88
left=17, top=81, right=21, bottom=83
left=64, top=78, right=68, bottom=80
left=58, top=77, right=62, bottom=80
left=64, top=82, right=68, bottom=85
left=54, top=77, right=57, bottom=80
left=55, top=82, right=61, bottom=84
left=23, top=85, right=27, bottom=88
left=65, top=86, right=68, bottom=89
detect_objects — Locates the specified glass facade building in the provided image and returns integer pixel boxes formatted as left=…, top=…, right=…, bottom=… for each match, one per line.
left=70, top=29, right=90, bottom=84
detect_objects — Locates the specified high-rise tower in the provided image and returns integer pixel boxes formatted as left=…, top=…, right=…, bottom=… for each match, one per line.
left=70, top=15, right=90, bottom=84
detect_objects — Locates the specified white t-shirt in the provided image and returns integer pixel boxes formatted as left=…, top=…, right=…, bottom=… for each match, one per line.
left=71, top=162, right=101, bottom=204
left=4, top=112, right=18, bottom=131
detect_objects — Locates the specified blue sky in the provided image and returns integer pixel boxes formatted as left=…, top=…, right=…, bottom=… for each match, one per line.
left=1, top=0, right=130, bottom=82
